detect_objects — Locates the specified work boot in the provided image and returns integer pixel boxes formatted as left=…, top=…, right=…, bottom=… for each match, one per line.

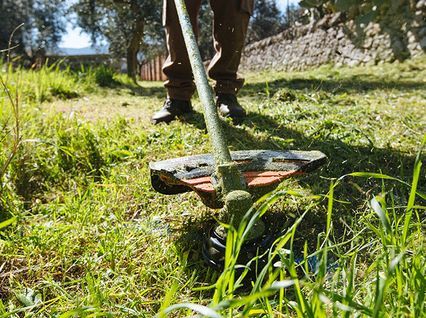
left=216, top=93, right=246, bottom=123
left=151, top=98, right=192, bottom=124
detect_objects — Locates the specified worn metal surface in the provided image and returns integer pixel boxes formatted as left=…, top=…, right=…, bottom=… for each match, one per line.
left=173, top=0, right=250, bottom=216
left=150, top=150, right=327, bottom=208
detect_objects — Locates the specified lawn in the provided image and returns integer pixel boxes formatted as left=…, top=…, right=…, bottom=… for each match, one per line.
left=0, top=56, right=425, bottom=317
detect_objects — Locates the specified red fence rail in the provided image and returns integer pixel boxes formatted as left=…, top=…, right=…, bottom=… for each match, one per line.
left=140, top=55, right=167, bottom=81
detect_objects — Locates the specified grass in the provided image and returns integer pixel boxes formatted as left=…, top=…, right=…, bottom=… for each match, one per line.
left=0, top=55, right=425, bottom=317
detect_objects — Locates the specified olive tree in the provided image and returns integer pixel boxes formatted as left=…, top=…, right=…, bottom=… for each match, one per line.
left=73, top=0, right=163, bottom=82
left=0, top=0, right=66, bottom=59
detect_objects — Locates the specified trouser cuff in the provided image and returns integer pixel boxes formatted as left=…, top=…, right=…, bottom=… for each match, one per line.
left=165, top=81, right=195, bottom=101
left=167, top=91, right=193, bottom=101
left=214, top=78, right=245, bottom=95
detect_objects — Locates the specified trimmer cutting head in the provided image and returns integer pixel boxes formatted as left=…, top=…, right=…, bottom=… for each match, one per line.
left=150, top=150, right=326, bottom=208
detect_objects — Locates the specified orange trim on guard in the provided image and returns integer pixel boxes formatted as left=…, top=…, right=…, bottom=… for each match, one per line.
left=182, top=170, right=304, bottom=193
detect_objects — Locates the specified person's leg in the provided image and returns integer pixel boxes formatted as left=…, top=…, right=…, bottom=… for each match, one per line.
left=162, top=0, right=201, bottom=101
left=152, top=0, right=202, bottom=124
left=208, top=0, right=251, bottom=96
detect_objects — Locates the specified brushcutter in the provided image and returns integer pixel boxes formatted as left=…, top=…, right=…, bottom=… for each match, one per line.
left=149, top=0, right=326, bottom=267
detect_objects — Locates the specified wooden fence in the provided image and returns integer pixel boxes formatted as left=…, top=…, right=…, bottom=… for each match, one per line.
left=140, top=55, right=167, bottom=81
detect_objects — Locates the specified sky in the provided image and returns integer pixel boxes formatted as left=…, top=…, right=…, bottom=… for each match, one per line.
left=277, top=0, right=300, bottom=11
left=59, top=0, right=300, bottom=48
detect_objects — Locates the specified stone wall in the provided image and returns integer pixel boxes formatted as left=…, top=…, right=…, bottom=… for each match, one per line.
left=240, top=1, right=426, bottom=72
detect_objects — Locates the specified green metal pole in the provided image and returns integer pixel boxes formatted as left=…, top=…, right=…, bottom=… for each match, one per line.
left=173, top=0, right=264, bottom=239
left=173, top=0, right=232, bottom=166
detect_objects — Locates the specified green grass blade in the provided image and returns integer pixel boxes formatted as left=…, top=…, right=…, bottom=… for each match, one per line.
left=157, top=281, right=179, bottom=318
left=370, top=196, right=391, bottom=234
left=0, top=216, right=16, bottom=230
left=402, top=138, right=423, bottom=244
left=162, top=303, right=222, bottom=318
left=326, top=181, right=334, bottom=235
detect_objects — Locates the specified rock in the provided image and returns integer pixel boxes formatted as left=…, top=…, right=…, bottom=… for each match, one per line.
left=420, top=36, right=426, bottom=49
left=407, top=31, right=417, bottom=44
left=416, top=0, right=426, bottom=9
left=366, top=23, right=381, bottom=36
left=336, top=29, right=345, bottom=40
left=363, top=37, right=373, bottom=49
left=329, top=13, right=343, bottom=27
left=327, top=28, right=336, bottom=37
left=408, top=42, right=421, bottom=54
left=363, top=54, right=372, bottom=63
left=315, top=15, right=329, bottom=29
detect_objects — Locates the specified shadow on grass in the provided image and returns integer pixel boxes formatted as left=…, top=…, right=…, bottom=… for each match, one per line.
left=117, top=81, right=166, bottom=99
left=114, top=72, right=426, bottom=102
left=241, top=76, right=426, bottom=97
left=184, top=109, right=418, bottom=182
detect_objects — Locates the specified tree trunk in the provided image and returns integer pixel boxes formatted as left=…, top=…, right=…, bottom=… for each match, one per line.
left=126, top=47, right=138, bottom=81
left=126, top=19, right=144, bottom=83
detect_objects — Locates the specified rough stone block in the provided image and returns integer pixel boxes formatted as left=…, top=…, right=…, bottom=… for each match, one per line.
left=420, top=36, right=426, bottom=49
left=407, top=31, right=417, bottom=44
left=363, top=37, right=373, bottom=48
left=407, top=42, right=420, bottom=51
left=336, top=29, right=345, bottom=40
left=416, top=0, right=426, bottom=9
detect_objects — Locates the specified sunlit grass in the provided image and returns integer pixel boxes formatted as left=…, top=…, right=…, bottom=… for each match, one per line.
left=0, top=55, right=425, bottom=316
left=161, top=140, right=425, bottom=317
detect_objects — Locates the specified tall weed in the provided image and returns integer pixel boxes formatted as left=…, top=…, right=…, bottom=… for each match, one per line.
left=0, top=62, right=21, bottom=222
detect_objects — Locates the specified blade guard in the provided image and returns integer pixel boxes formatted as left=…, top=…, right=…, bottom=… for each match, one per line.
left=150, top=150, right=327, bottom=209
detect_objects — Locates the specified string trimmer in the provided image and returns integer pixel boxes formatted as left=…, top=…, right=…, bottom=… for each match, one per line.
left=149, top=0, right=326, bottom=267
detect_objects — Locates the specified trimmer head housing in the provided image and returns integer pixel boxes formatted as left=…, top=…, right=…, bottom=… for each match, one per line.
left=150, top=150, right=326, bottom=208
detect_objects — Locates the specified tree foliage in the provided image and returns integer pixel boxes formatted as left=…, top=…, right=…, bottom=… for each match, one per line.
left=198, top=0, right=214, bottom=61
left=247, top=0, right=285, bottom=43
left=299, top=0, right=418, bottom=25
left=72, top=0, right=288, bottom=75
left=73, top=0, right=162, bottom=81
left=0, top=0, right=66, bottom=58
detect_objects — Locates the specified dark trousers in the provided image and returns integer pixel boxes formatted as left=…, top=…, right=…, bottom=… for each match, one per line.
left=162, top=0, right=254, bottom=101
